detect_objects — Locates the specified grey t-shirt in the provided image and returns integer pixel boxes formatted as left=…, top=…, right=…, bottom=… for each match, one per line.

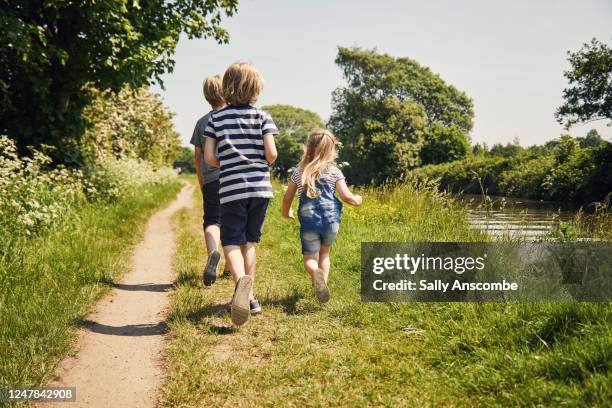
left=190, top=111, right=220, bottom=185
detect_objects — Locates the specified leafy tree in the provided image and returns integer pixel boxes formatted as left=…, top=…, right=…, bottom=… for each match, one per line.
left=577, top=129, right=607, bottom=148
left=175, top=146, right=196, bottom=173
left=261, top=104, right=324, bottom=178
left=0, top=0, right=238, bottom=163
left=556, top=38, right=612, bottom=128
left=472, top=142, right=489, bottom=156
left=420, top=123, right=470, bottom=165
left=82, top=86, right=181, bottom=167
left=329, top=47, right=473, bottom=184
left=489, top=140, right=524, bottom=158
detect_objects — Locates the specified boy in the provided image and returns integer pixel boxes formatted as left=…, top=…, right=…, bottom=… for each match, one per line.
left=204, top=62, right=278, bottom=326
left=190, top=75, right=228, bottom=287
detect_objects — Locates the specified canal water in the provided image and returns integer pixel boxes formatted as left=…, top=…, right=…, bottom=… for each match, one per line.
left=455, top=194, right=578, bottom=239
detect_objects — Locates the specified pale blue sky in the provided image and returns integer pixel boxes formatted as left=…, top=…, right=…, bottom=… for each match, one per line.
left=152, top=0, right=612, bottom=147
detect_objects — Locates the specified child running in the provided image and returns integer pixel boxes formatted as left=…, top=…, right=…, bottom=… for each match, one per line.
left=282, top=128, right=362, bottom=302
left=204, top=62, right=278, bottom=326
left=190, top=75, right=228, bottom=287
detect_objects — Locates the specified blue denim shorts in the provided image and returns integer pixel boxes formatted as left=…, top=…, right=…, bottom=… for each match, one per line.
left=300, top=224, right=339, bottom=254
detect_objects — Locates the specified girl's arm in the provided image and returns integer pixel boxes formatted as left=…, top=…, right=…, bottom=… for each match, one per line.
left=282, top=182, right=297, bottom=219
left=263, top=134, right=278, bottom=166
left=204, top=137, right=220, bottom=168
left=336, top=179, right=363, bottom=206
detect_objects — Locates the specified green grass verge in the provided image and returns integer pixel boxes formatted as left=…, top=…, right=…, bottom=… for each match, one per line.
left=163, top=180, right=610, bottom=407
left=0, top=180, right=181, bottom=389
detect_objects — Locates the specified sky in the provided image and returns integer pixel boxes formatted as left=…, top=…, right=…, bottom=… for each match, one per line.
left=152, top=0, right=612, bottom=147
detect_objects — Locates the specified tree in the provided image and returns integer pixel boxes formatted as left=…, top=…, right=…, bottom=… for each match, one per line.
left=556, top=38, right=612, bottom=129
left=577, top=129, right=606, bottom=148
left=261, top=104, right=324, bottom=179
left=82, top=86, right=181, bottom=167
left=420, top=123, right=470, bottom=165
left=0, top=0, right=238, bottom=163
left=329, top=47, right=474, bottom=184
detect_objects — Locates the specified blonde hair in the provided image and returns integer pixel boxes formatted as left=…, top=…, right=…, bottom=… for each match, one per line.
left=222, top=61, right=264, bottom=106
left=203, top=75, right=224, bottom=107
left=298, top=128, right=339, bottom=199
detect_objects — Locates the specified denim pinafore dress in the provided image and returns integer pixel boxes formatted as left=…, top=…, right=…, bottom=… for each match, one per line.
left=298, top=178, right=343, bottom=234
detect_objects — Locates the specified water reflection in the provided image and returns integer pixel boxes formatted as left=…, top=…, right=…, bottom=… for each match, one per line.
left=455, top=194, right=578, bottom=239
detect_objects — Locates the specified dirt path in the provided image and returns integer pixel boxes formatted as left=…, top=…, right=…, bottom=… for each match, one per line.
left=46, top=183, right=193, bottom=408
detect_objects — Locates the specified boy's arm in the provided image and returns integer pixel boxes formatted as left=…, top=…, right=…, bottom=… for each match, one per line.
left=194, top=146, right=204, bottom=189
left=282, top=183, right=297, bottom=219
left=336, top=179, right=363, bottom=206
left=204, top=137, right=220, bottom=168
left=263, top=134, right=277, bottom=166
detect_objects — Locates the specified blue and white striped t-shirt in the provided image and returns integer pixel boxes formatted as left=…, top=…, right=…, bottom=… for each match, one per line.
left=204, top=105, right=279, bottom=204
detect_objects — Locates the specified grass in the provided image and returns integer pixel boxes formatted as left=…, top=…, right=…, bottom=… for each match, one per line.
left=0, top=180, right=181, bottom=390
left=164, top=178, right=611, bottom=407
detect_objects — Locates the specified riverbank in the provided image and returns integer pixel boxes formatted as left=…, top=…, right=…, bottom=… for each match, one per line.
left=162, top=179, right=610, bottom=406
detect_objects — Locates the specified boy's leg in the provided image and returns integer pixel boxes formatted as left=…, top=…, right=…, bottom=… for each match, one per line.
left=318, top=245, right=331, bottom=283
left=241, top=243, right=256, bottom=300
left=224, top=245, right=245, bottom=282
left=202, top=181, right=222, bottom=286
left=243, top=197, right=270, bottom=303
left=220, top=198, right=248, bottom=283
left=204, top=224, right=220, bottom=256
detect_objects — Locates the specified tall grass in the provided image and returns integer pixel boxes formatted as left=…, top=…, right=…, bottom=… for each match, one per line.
left=163, top=179, right=610, bottom=407
left=0, top=181, right=181, bottom=389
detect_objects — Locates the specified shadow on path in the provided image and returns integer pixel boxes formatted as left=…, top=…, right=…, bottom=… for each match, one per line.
left=112, top=282, right=174, bottom=292
left=81, top=320, right=168, bottom=336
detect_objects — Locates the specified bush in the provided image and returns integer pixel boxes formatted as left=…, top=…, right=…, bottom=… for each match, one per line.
left=85, top=156, right=177, bottom=203
left=0, top=136, right=177, bottom=237
left=0, top=136, right=85, bottom=236
left=499, top=156, right=555, bottom=199
left=412, top=156, right=510, bottom=195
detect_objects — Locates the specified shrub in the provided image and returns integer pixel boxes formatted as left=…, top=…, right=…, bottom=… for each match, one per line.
left=498, top=156, right=555, bottom=198
left=0, top=136, right=177, bottom=237
left=0, top=136, right=86, bottom=236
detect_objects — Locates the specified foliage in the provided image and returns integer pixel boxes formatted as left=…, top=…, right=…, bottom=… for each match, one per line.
left=85, top=156, right=177, bottom=203
left=82, top=86, right=181, bottom=167
left=556, top=38, right=612, bottom=128
left=0, top=0, right=237, bottom=163
left=261, top=104, right=324, bottom=178
left=498, top=156, right=555, bottom=199
left=420, top=123, right=470, bottom=165
left=329, top=47, right=473, bottom=184
left=0, top=136, right=85, bottom=236
left=412, top=134, right=612, bottom=205
left=0, top=136, right=176, bottom=237
left=175, top=146, right=196, bottom=174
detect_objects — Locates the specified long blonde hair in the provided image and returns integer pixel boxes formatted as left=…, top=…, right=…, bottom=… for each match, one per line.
left=298, top=128, right=339, bottom=199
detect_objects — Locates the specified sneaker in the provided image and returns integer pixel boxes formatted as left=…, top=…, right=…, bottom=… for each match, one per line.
left=250, top=298, right=262, bottom=315
left=312, top=269, right=330, bottom=303
left=222, top=270, right=231, bottom=278
left=230, top=276, right=252, bottom=326
left=203, top=250, right=220, bottom=286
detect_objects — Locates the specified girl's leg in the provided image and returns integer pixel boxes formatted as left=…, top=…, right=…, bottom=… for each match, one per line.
left=302, top=252, right=320, bottom=280
left=318, top=245, right=331, bottom=283
left=241, top=242, right=256, bottom=300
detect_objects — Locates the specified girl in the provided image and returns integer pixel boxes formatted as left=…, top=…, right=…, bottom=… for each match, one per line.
left=282, top=128, right=362, bottom=302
